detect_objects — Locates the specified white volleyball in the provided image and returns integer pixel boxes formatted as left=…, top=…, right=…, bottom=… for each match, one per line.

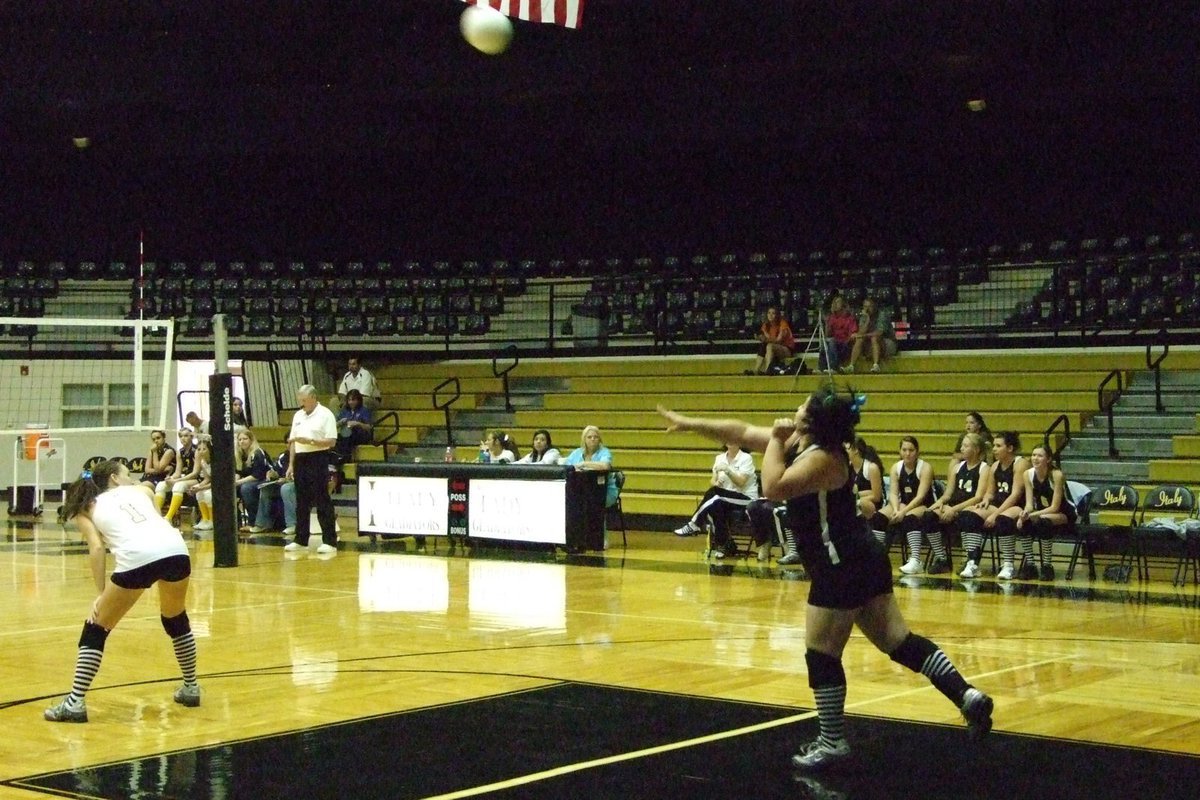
left=460, top=5, right=514, bottom=56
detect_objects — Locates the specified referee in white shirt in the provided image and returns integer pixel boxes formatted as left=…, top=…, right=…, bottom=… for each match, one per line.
left=284, top=385, right=340, bottom=555
left=338, top=356, right=381, bottom=411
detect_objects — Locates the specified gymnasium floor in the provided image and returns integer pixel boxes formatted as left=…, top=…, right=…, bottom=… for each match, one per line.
left=2, top=513, right=1199, bottom=800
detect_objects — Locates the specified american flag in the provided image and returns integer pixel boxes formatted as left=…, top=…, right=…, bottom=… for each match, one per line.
left=461, top=0, right=585, bottom=29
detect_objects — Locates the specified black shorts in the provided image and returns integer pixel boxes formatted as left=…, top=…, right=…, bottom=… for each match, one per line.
left=803, top=539, right=894, bottom=610
left=111, top=554, right=191, bottom=590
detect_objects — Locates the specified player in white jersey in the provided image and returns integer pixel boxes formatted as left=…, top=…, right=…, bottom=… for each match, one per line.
left=44, top=459, right=201, bottom=722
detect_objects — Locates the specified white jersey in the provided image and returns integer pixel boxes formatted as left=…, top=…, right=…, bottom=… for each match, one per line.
left=714, top=450, right=759, bottom=499
left=89, top=485, right=189, bottom=574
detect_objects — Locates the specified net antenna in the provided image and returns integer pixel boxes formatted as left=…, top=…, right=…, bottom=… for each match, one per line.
left=0, top=316, right=175, bottom=437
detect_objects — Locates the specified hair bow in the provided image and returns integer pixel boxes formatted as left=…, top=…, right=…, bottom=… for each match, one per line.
left=80, top=469, right=93, bottom=480
left=849, top=394, right=867, bottom=414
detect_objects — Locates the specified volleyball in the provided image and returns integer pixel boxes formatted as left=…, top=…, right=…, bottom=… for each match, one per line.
left=460, top=5, right=513, bottom=55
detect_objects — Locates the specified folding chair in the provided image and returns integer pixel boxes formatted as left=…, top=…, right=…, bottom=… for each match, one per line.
left=1129, top=485, right=1196, bottom=583
left=1076, top=484, right=1138, bottom=582
left=607, top=470, right=628, bottom=548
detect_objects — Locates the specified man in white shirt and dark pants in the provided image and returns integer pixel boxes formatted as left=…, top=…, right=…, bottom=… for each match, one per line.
left=673, top=442, right=759, bottom=557
left=284, top=385, right=340, bottom=555
left=338, top=357, right=381, bottom=411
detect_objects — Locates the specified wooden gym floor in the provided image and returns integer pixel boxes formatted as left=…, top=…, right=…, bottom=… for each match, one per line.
left=1, top=511, right=1199, bottom=799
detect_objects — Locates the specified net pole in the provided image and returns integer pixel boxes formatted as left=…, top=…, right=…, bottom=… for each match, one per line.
left=210, top=314, right=239, bottom=567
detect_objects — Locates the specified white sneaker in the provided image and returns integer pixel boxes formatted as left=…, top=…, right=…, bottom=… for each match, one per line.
left=316, top=543, right=336, bottom=555
left=996, top=563, right=1015, bottom=580
left=959, top=560, right=980, bottom=578
left=870, top=363, right=881, bottom=373
left=899, top=557, right=922, bottom=575
left=194, top=520, right=213, bottom=531
left=282, top=526, right=296, bottom=536
left=791, top=737, right=851, bottom=770
left=674, top=522, right=700, bottom=537
left=283, top=542, right=302, bottom=552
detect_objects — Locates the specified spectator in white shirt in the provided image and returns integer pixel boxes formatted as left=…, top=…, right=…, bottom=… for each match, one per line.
left=337, top=357, right=381, bottom=411
left=673, top=443, right=759, bottom=558
left=514, top=429, right=562, bottom=465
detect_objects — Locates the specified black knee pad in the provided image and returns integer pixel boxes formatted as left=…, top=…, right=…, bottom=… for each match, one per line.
left=869, top=512, right=889, bottom=532
left=921, top=511, right=941, bottom=534
left=161, top=610, right=191, bottom=638
left=1029, top=517, right=1053, bottom=538
left=994, top=514, right=1016, bottom=535
left=805, top=649, right=846, bottom=689
left=79, top=620, right=110, bottom=651
left=889, top=632, right=936, bottom=673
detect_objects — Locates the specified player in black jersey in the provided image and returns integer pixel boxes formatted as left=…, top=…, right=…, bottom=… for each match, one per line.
left=1018, top=445, right=1076, bottom=581
left=959, top=432, right=1029, bottom=579
left=659, top=389, right=993, bottom=771
left=923, top=433, right=990, bottom=575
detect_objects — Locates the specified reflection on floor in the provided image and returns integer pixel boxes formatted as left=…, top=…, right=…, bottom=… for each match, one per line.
left=12, top=683, right=1200, bottom=800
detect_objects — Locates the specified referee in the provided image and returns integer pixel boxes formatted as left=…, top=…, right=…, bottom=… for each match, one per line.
left=283, top=385, right=340, bottom=555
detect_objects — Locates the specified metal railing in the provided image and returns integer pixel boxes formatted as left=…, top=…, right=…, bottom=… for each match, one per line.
left=1097, top=370, right=1125, bottom=458
left=1145, top=335, right=1169, bottom=413
left=433, top=377, right=461, bottom=447
left=1045, top=413, right=1071, bottom=467
left=491, top=344, right=519, bottom=413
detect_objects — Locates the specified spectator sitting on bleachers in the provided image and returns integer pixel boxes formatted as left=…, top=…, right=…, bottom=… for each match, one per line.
left=822, top=294, right=857, bottom=372
left=235, top=429, right=271, bottom=532
left=746, top=306, right=795, bottom=375
left=1016, top=445, right=1076, bottom=581
left=477, top=430, right=518, bottom=463
left=338, top=356, right=381, bottom=411
left=845, top=298, right=897, bottom=373
left=514, top=429, right=561, bottom=464
left=230, top=396, right=248, bottom=428
left=246, top=442, right=297, bottom=534
left=951, top=412, right=993, bottom=471
left=335, top=389, right=373, bottom=463
left=673, top=442, right=759, bottom=560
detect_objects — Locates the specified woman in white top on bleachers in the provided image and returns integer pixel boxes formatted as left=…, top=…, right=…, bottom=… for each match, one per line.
left=514, top=429, right=561, bottom=465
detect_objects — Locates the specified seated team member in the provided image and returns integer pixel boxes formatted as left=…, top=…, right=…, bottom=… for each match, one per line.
left=247, top=442, right=297, bottom=535
left=747, top=306, right=796, bottom=376
left=918, top=432, right=990, bottom=576
left=957, top=431, right=1029, bottom=580
left=514, top=429, right=561, bottom=464
left=845, top=297, right=897, bottom=373
left=477, top=430, right=518, bottom=463
left=950, top=412, right=993, bottom=471
left=338, top=356, right=382, bottom=411
left=673, top=442, right=759, bottom=559
left=234, top=430, right=271, bottom=532
left=230, top=396, right=249, bottom=428
left=43, top=459, right=200, bottom=722
left=334, top=389, right=374, bottom=463
left=849, top=437, right=885, bottom=524
left=155, top=428, right=200, bottom=523
left=565, top=425, right=618, bottom=509
left=1016, top=445, right=1076, bottom=581
left=879, top=436, right=935, bottom=569
left=747, top=499, right=802, bottom=565
left=141, top=429, right=176, bottom=487
left=186, top=440, right=214, bottom=531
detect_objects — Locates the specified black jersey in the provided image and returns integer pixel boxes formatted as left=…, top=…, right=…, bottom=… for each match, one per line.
left=178, top=444, right=196, bottom=476
left=950, top=459, right=982, bottom=505
left=1029, top=468, right=1074, bottom=512
left=894, top=459, right=931, bottom=507
left=786, top=445, right=872, bottom=567
left=991, top=459, right=1015, bottom=505
left=854, top=462, right=873, bottom=494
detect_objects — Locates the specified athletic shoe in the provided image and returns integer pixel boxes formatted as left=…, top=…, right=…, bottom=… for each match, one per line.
left=283, top=542, right=302, bottom=552
left=674, top=522, right=700, bottom=537
left=44, top=698, right=87, bottom=723
left=791, top=737, right=851, bottom=770
left=870, top=363, right=881, bottom=373
left=928, top=558, right=952, bottom=574
left=194, top=520, right=213, bottom=531
left=960, top=687, right=994, bottom=739
left=245, top=525, right=266, bottom=533
left=1016, top=563, right=1039, bottom=580
left=174, top=683, right=201, bottom=708
left=757, top=543, right=771, bottom=562
left=711, top=547, right=727, bottom=559
left=899, top=557, right=923, bottom=575
left=282, top=526, right=296, bottom=536
left=959, top=560, right=980, bottom=579
left=316, top=543, right=336, bottom=555
left=1039, top=564, right=1056, bottom=581
left=996, top=563, right=1015, bottom=580
left=777, top=552, right=803, bottom=566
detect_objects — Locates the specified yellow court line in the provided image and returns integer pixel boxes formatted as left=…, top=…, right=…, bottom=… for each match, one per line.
left=419, top=657, right=1064, bottom=800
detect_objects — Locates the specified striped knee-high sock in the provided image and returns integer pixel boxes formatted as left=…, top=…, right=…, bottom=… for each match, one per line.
left=905, top=530, right=923, bottom=562
left=927, top=530, right=948, bottom=561
left=890, top=632, right=970, bottom=707
left=960, top=530, right=984, bottom=564
left=806, top=650, right=848, bottom=745
left=67, top=647, right=104, bottom=707
left=172, top=632, right=198, bottom=686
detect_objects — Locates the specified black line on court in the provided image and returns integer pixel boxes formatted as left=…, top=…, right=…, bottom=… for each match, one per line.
left=9, top=683, right=1200, bottom=800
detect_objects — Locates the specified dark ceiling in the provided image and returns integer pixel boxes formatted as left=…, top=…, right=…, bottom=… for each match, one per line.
left=1, top=1, right=1197, bottom=260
